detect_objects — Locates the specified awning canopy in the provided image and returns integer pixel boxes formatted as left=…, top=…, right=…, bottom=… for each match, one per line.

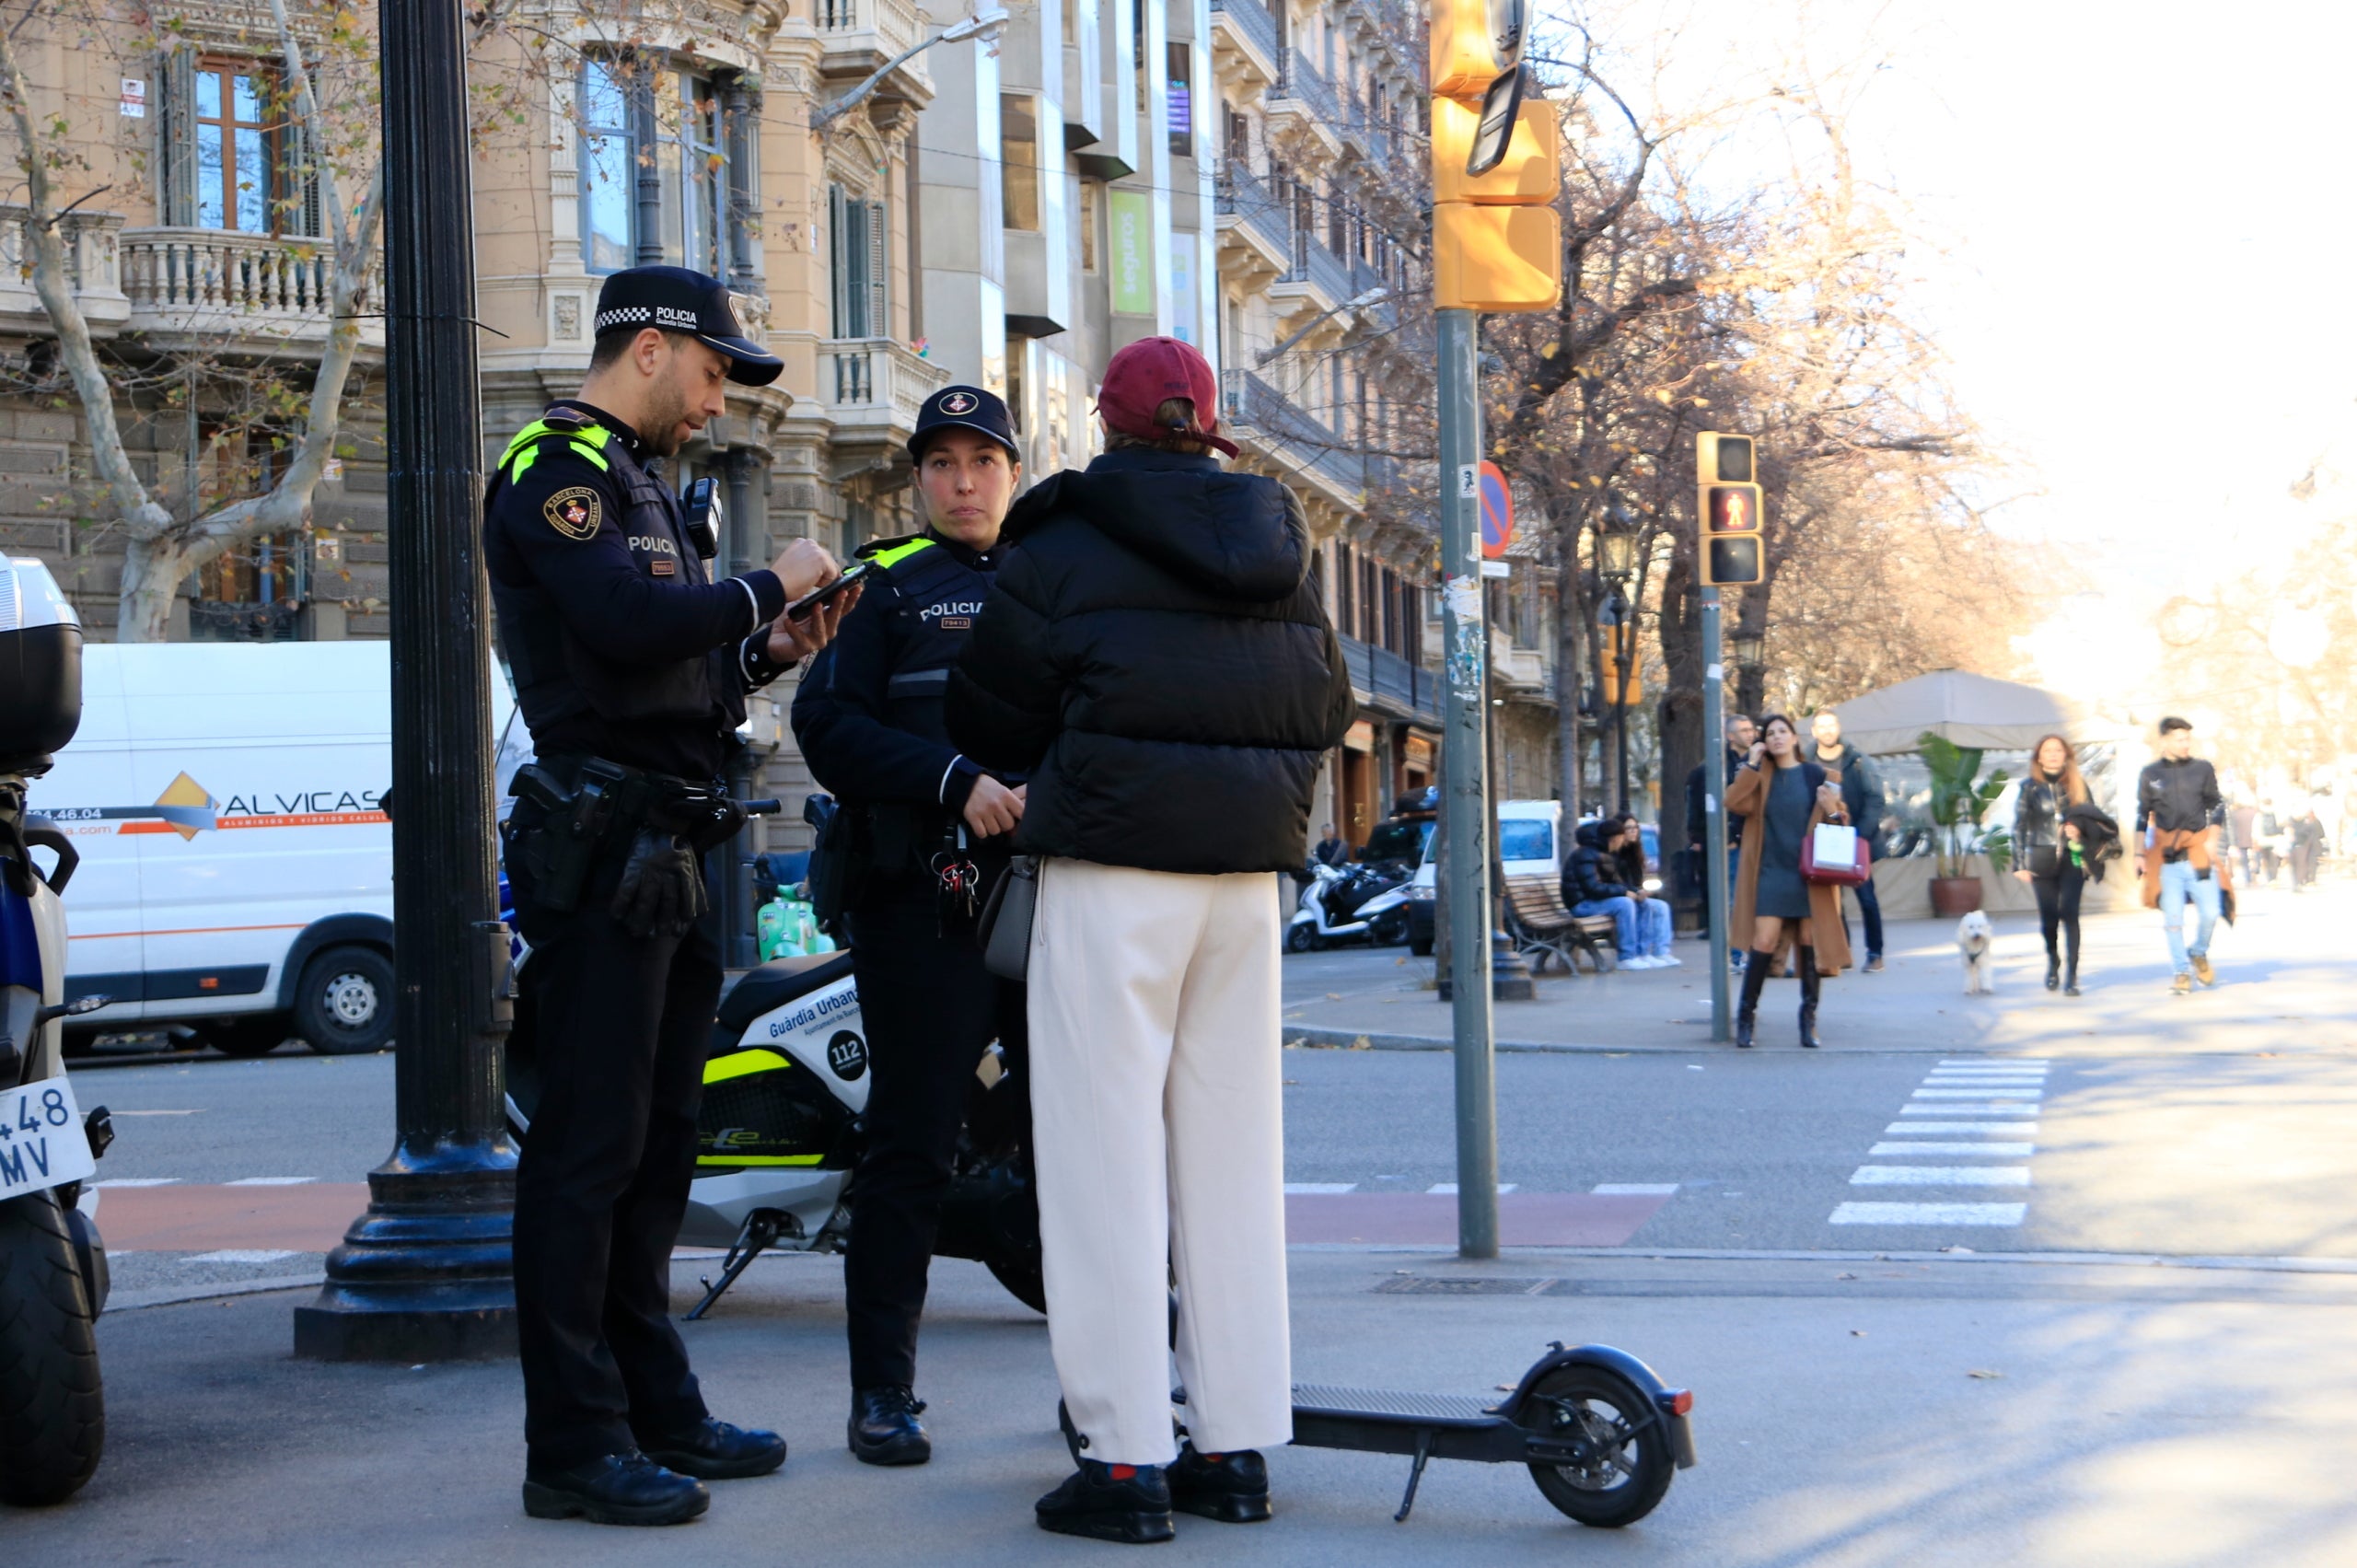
left=1830, top=669, right=2132, bottom=757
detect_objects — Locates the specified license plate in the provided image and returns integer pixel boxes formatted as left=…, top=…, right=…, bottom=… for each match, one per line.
left=0, top=1075, right=96, bottom=1198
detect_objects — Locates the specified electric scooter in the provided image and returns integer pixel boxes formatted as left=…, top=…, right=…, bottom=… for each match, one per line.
left=499, top=836, right=1041, bottom=1320
left=1286, top=860, right=1412, bottom=951
left=0, top=557, right=115, bottom=1507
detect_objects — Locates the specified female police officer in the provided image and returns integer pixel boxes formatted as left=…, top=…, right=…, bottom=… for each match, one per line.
left=791, top=385, right=1027, bottom=1469
left=487, top=265, right=854, bottom=1527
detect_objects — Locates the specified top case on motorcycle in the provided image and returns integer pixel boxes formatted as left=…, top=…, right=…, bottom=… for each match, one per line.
left=714, top=949, right=857, bottom=1038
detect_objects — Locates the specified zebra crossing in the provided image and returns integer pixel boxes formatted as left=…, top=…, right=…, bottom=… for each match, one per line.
left=1829, top=1059, right=2047, bottom=1228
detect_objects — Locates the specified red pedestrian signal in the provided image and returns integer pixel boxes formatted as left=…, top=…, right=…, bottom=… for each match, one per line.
left=1696, top=432, right=1763, bottom=587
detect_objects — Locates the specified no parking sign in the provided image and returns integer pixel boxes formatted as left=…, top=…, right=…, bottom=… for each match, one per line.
left=1478, top=461, right=1514, bottom=559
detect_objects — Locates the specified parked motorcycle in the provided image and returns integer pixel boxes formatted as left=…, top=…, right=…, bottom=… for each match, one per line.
left=1, top=557, right=113, bottom=1508
left=1286, top=859, right=1412, bottom=951
left=500, top=826, right=1041, bottom=1320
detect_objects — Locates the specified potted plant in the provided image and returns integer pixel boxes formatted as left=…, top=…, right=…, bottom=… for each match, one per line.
left=1918, top=731, right=2013, bottom=916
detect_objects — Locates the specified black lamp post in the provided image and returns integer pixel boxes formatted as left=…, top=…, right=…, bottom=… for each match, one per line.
left=293, top=0, right=518, bottom=1360
left=1729, top=628, right=1765, bottom=718
left=1596, top=506, right=1639, bottom=813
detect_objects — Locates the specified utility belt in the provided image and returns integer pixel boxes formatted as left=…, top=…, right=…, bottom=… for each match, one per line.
left=507, top=754, right=745, bottom=914
left=804, top=794, right=994, bottom=934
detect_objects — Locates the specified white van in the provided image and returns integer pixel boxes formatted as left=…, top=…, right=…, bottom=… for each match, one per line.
left=1401, top=799, right=1562, bottom=955
left=39, top=642, right=510, bottom=1056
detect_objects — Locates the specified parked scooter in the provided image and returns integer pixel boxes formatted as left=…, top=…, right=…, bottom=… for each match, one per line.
left=1287, top=859, right=1412, bottom=951
left=1, top=558, right=114, bottom=1507
left=499, top=813, right=1041, bottom=1320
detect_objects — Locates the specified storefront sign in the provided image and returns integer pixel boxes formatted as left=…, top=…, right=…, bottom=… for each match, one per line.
left=1109, top=190, right=1153, bottom=314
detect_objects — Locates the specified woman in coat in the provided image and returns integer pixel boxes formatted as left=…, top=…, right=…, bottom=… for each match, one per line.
left=2012, top=733, right=2090, bottom=994
left=1724, top=714, right=1852, bottom=1048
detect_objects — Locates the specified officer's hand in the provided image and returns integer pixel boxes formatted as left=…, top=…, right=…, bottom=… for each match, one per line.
left=772, top=538, right=841, bottom=598
left=765, top=586, right=861, bottom=664
left=963, top=775, right=1024, bottom=838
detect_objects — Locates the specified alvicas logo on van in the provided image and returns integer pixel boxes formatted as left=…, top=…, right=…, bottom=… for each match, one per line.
left=144, top=772, right=384, bottom=835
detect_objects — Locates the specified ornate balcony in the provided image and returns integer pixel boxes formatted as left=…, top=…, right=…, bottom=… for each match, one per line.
left=119, top=227, right=383, bottom=355
left=1220, top=366, right=1364, bottom=509
left=0, top=207, right=129, bottom=338
left=1267, top=49, right=1344, bottom=162
left=814, top=0, right=935, bottom=112
left=1208, top=0, right=1280, bottom=96
left=818, top=337, right=951, bottom=478
left=1214, top=166, right=1292, bottom=287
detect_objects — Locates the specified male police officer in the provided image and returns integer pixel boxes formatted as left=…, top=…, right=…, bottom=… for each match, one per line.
left=488, top=265, right=857, bottom=1527
left=792, top=386, right=1028, bottom=1468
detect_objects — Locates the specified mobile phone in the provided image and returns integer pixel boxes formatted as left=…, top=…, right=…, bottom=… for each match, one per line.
left=782, top=558, right=874, bottom=621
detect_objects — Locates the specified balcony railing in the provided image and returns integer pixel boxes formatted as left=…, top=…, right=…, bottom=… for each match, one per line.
left=1341, top=633, right=1437, bottom=724
left=819, top=336, right=952, bottom=429
left=1209, top=0, right=1281, bottom=71
left=1220, top=367, right=1364, bottom=498
left=1288, top=230, right=1354, bottom=306
left=1272, top=48, right=1341, bottom=128
left=119, top=228, right=380, bottom=343
left=1215, top=166, right=1292, bottom=261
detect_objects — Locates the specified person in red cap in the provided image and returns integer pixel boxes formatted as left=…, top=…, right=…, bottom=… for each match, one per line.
left=947, top=336, right=1354, bottom=1541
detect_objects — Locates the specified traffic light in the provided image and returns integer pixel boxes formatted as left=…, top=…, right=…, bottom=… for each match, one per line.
left=1431, top=0, right=1560, bottom=314
left=1696, top=431, right=1764, bottom=587
left=1596, top=627, right=1642, bottom=705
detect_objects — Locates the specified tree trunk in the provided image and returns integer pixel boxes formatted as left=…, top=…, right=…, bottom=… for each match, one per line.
left=1555, top=524, right=1584, bottom=823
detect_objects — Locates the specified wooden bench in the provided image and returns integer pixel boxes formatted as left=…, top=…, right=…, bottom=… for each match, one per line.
left=1503, top=875, right=1620, bottom=975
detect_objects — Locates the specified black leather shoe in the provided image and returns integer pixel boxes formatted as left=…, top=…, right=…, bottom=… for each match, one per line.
left=522, top=1452, right=709, bottom=1526
left=849, top=1386, right=932, bottom=1467
left=638, top=1418, right=786, bottom=1481
left=1036, top=1460, right=1176, bottom=1543
left=1170, top=1444, right=1271, bottom=1523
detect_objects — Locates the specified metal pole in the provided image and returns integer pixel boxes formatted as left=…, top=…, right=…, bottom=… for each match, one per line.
left=1613, top=612, right=1631, bottom=813
left=1701, top=588, right=1731, bottom=1041
left=721, top=442, right=765, bottom=970
left=295, top=0, right=517, bottom=1359
left=1437, top=308, right=1498, bottom=1260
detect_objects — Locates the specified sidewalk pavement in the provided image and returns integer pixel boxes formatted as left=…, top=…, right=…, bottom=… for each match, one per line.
left=1281, top=880, right=2355, bottom=1057
left=24, top=1246, right=2357, bottom=1566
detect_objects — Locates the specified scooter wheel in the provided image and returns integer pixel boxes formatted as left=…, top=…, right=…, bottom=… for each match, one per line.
left=1370, top=909, right=1410, bottom=947
left=0, top=1192, right=105, bottom=1505
left=986, top=1254, right=1047, bottom=1316
left=1523, top=1365, right=1674, bottom=1527
left=1284, top=923, right=1318, bottom=954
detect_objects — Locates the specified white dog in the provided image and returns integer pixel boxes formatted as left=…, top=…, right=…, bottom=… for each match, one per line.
left=1956, top=911, right=1996, bottom=994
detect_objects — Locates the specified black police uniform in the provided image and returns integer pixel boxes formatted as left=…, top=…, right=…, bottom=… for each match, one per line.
left=789, top=386, right=1027, bottom=1437
left=485, top=267, right=795, bottom=1482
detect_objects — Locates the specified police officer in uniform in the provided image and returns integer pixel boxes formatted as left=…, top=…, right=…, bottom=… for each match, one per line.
left=488, top=265, right=858, bottom=1527
left=792, top=386, right=1028, bottom=1467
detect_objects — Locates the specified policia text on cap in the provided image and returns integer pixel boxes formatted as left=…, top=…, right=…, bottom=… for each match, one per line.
left=486, top=265, right=859, bottom=1527
left=791, top=383, right=1028, bottom=1467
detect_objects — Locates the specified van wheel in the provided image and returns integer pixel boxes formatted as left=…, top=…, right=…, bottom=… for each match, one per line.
left=295, top=947, right=395, bottom=1056
left=203, top=1016, right=291, bottom=1059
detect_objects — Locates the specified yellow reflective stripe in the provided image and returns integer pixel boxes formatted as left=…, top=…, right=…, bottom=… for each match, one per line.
left=567, top=438, right=610, bottom=471
left=869, top=538, right=935, bottom=569
left=703, top=1048, right=791, bottom=1086
left=507, top=443, right=541, bottom=484
left=695, top=1154, right=829, bottom=1167
left=499, top=419, right=611, bottom=482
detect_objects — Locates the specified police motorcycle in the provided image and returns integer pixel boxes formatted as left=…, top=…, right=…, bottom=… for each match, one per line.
left=0, top=558, right=114, bottom=1507
left=499, top=787, right=1041, bottom=1320
left=1285, top=858, right=1412, bottom=951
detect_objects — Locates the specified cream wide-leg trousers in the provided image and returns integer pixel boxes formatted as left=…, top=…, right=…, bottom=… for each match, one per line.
left=1027, top=857, right=1294, bottom=1465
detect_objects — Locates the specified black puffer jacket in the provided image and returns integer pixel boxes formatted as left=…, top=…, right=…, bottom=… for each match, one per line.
left=1561, top=820, right=1631, bottom=907
left=945, top=447, right=1357, bottom=874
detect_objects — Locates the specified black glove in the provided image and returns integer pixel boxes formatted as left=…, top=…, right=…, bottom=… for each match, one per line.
left=610, top=830, right=706, bottom=938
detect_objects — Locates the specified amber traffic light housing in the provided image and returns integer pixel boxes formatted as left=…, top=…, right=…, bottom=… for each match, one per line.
left=1431, top=0, right=1559, bottom=313
left=1697, top=431, right=1764, bottom=587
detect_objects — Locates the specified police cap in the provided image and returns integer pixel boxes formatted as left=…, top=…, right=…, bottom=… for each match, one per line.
left=910, top=385, right=1020, bottom=463
left=594, top=265, right=784, bottom=387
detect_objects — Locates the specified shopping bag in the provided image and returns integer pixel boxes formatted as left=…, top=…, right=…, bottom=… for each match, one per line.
left=1801, top=821, right=1870, bottom=887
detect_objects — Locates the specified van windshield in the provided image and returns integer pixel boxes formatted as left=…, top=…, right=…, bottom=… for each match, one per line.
left=1499, top=819, right=1554, bottom=865
left=1360, top=819, right=1434, bottom=866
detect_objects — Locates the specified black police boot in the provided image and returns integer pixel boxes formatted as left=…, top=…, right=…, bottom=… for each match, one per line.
left=1733, top=955, right=1770, bottom=1049
left=1797, top=948, right=1823, bottom=1049
left=637, top=1418, right=787, bottom=1481
left=522, top=1452, right=709, bottom=1527
left=1169, top=1443, right=1271, bottom=1523
left=1036, top=1459, right=1176, bottom=1544
left=2064, top=926, right=2082, bottom=996
left=849, top=1386, right=932, bottom=1467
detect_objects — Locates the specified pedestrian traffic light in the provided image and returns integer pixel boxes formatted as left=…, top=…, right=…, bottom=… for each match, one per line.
left=1696, top=431, right=1764, bottom=587
left=1597, top=630, right=1642, bottom=705
left=1431, top=0, right=1559, bottom=314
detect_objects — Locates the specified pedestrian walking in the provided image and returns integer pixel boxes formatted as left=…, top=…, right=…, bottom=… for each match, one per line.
left=1685, top=713, right=1756, bottom=972
left=790, top=385, right=1028, bottom=1468
left=946, top=336, right=1355, bottom=1542
left=2255, top=799, right=2286, bottom=882
left=2136, top=715, right=2230, bottom=995
left=2289, top=800, right=2327, bottom=889
left=487, top=266, right=852, bottom=1526
left=1724, top=714, right=1852, bottom=1048
left=1562, top=819, right=1668, bottom=969
left=1809, top=710, right=1886, bottom=971
left=2228, top=797, right=2258, bottom=883
left=2013, top=734, right=2091, bottom=995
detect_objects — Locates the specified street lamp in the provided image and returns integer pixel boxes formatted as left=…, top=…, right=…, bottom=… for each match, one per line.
left=1728, top=628, right=1764, bottom=671
left=1596, top=505, right=1638, bottom=812
left=812, top=9, right=1012, bottom=132
left=1596, top=505, right=1639, bottom=584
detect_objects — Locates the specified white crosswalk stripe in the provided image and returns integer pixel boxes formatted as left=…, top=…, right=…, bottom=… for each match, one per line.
left=1852, top=1166, right=2030, bottom=1186
left=1831, top=1202, right=2026, bottom=1225
left=1868, top=1142, right=2033, bottom=1156
left=1885, top=1122, right=2040, bottom=1135
left=1829, top=1062, right=2050, bottom=1228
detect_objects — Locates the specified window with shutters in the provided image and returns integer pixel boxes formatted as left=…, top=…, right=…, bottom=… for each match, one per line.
left=157, top=56, right=321, bottom=236
left=829, top=184, right=889, bottom=338
left=577, top=58, right=743, bottom=275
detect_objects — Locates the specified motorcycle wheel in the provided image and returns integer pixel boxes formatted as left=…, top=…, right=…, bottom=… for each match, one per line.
left=985, top=1253, right=1048, bottom=1316
left=1284, top=923, right=1318, bottom=954
left=1370, top=909, right=1410, bottom=947
left=0, top=1192, right=104, bottom=1506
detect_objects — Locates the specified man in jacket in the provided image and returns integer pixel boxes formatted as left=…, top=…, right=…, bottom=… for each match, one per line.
left=2136, top=715, right=2226, bottom=993
left=1810, top=710, right=1886, bottom=971
left=1562, top=819, right=1655, bottom=968
left=791, top=386, right=1028, bottom=1468
left=1685, top=714, right=1754, bottom=970
left=946, top=337, right=1355, bottom=1543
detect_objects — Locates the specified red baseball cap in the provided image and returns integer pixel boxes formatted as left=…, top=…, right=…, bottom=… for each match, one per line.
left=1096, top=336, right=1239, bottom=457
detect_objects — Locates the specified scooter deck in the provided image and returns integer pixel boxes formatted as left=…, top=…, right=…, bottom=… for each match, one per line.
left=1287, top=1384, right=1527, bottom=1466
left=1293, top=1384, right=1497, bottom=1425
